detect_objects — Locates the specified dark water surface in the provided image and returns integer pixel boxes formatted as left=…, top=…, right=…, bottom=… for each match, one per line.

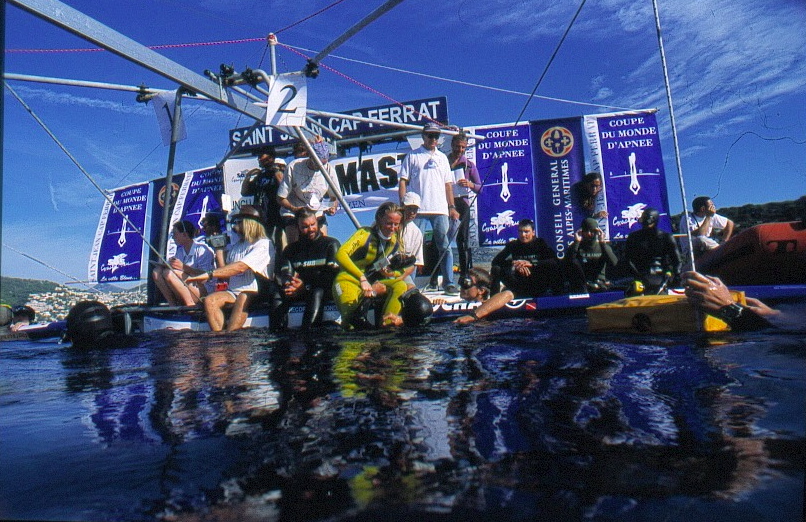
left=1, top=314, right=804, bottom=521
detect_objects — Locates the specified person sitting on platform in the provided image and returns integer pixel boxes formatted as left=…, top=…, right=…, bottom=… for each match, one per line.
left=269, top=208, right=341, bottom=331
left=152, top=220, right=215, bottom=307
left=681, top=196, right=735, bottom=257
left=187, top=205, right=274, bottom=332
left=491, top=218, right=565, bottom=297
left=566, top=217, right=619, bottom=293
left=400, top=192, right=425, bottom=289
left=333, top=202, right=410, bottom=329
left=625, top=208, right=682, bottom=294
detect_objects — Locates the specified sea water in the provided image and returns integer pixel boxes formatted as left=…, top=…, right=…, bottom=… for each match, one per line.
left=1, top=310, right=804, bottom=521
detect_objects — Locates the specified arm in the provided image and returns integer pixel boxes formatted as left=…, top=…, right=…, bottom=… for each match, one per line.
left=446, top=182, right=460, bottom=220
left=398, top=178, right=408, bottom=205
left=683, top=271, right=773, bottom=330
left=186, top=261, right=251, bottom=284
left=455, top=290, right=515, bottom=324
left=721, top=218, right=735, bottom=242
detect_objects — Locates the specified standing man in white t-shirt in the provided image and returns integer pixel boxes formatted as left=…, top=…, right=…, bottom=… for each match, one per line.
left=398, top=123, right=461, bottom=295
left=681, top=196, right=735, bottom=257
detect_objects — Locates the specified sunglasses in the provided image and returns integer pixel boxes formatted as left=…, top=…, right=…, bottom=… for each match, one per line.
left=423, top=133, right=440, bottom=140
left=459, top=276, right=476, bottom=290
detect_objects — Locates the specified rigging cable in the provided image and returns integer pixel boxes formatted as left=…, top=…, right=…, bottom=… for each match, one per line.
left=418, top=0, right=591, bottom=287
left=4, top=81, right=178, bottom=285
left=2, top=242, right=100, bottom=294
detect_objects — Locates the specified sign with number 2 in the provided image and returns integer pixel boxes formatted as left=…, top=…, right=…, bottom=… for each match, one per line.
left=264, top=72, right=307, bottom=127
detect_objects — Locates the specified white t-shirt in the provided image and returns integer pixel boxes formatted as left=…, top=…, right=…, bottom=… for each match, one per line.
left=399, top=146, right=453, bottom=215
left=178, top=241, right=216, bottom=293
left=681, top=213, right=730, bottom=238
left=277, top=158, right=335, bottom=217
left=401, top=222, right=424, bottom=266
left=225, top=238, right=274, bottom=294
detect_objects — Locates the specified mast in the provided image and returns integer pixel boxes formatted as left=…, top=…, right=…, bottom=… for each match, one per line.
left=651, top=0, right=696, bottom=270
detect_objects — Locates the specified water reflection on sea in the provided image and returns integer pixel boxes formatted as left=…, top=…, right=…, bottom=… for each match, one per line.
left=0, top=315, right=804, bottom=521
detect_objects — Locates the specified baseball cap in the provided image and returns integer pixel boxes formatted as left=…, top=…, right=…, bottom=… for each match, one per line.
left=422, top=122, right=442, bottom=134
left=402, top=192, right=421, bottom=208
left=581, top=218, right=599, bottom=231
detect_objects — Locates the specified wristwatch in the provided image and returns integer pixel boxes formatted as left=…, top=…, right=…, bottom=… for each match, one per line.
left=716, top=302, right=744, bottom=322
left=207, top=269, right=215, bottom=279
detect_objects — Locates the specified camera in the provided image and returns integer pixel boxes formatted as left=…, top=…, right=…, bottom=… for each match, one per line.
left=205, top=233, right=230, bottom=249
left=388, top=253, right=416, bottom=271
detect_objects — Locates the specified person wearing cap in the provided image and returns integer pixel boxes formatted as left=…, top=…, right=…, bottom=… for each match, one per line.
left=398, top=122, right=461, bottom=295
left=565, top=217, right=619, bottom=293
left=278, top=137, right=340, bottom=244
left=400, top=192, right=425, bottom=288
left=241, top=145, right=287, bottom=250
left=152, top=220, right=216, bottom=306
left=625, top=207, right=682, bottom=293
left=187, top=205, right=274, bottom=331
left=9, top=305, right=37, bottom=332
left=447, top=131, right=482, bottom=280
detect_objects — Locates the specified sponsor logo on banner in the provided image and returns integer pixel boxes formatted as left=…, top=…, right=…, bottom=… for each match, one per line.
left=530, top=117, right=585, bottom=257
left=540, top=126, right=575, bottom=157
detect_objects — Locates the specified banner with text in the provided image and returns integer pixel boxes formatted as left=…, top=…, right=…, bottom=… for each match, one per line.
left=530, top=117, right=586, bottom=258
left=89, top=182, right=150, bottom=283
left=470, top=123, right=536, bottom=246
left=585, top=110, right=670, bottom=239
left=229, top=97, right=448, bottom=154
left=169, top=167, right=225, bottom=257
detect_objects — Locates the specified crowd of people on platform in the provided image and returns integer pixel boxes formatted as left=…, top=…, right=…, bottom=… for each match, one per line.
left=143, top=123, right=799, bottom=333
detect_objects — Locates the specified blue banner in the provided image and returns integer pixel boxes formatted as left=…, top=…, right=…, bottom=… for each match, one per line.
left=149, top=175, right=184, bottom=255
left=585, top=111, right=671, bottom=240
left=229, top=97, right=449, bottom=153
left=90, top=182, right=150, bottom=283
left=469, top=124, right=536, bottom=246
left=529, top=117, right=586, bottom=258
left=172, top=167, right=225, bottom=232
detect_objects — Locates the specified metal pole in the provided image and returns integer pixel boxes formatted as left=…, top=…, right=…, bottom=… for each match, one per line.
left=295, top=129, right=361, bottom=229
left=652, top=0, right=696, bottom=272
left=157, top=89, right=185, bottom=257
left=308, top=0, right=406, bottom=67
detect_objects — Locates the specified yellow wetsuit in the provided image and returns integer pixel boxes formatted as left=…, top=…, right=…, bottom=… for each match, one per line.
left=333, top=227, right=409, bottom=326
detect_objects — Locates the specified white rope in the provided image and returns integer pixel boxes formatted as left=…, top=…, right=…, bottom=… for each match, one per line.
left=283, top=43, right=640, bottom=112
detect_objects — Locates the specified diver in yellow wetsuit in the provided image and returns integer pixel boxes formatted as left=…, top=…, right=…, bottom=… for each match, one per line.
left=333, top=201, right=410, bottom=328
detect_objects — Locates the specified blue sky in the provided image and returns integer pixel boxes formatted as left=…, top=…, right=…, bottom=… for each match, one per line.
left=3, top=0, right=805, bottom=284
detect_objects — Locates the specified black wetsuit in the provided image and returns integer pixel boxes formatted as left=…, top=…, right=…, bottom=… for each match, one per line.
left=270, top=234, right=341, bottom=330
left=625, top=226, right=682, bottom=289
left=491, top=238, right=565, bottom=296
left=566, top=239, right=619, bottom=292
left=241, top=166, right=284, bottom=242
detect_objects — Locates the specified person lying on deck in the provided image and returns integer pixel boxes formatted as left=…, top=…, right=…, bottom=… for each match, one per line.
left=187, top=205, right=274, bottom=331
left=453, top=268, right=515, bottom=324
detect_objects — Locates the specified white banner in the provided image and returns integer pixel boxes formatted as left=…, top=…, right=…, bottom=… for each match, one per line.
left=152, top=90, right=187, bottom=146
